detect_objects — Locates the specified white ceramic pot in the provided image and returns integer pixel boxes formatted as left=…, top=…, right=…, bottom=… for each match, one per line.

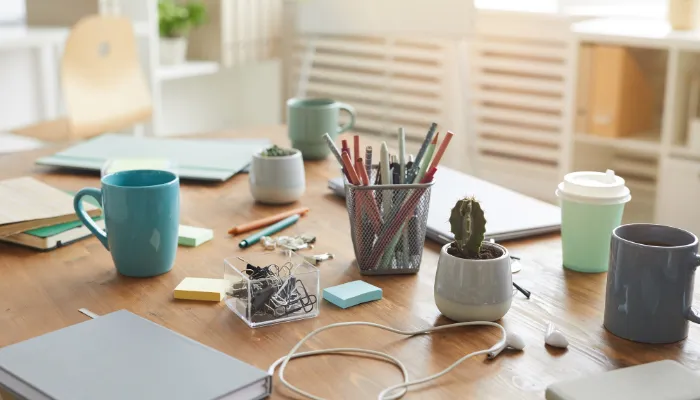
left=249, top=149, right=305, bottom=204
left=434, top=242, right=512, bottom=322
left=159, top=37, right=188, bottom=65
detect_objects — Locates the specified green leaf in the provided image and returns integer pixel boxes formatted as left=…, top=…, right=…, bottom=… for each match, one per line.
left=158, top=0, right=207, bottom=38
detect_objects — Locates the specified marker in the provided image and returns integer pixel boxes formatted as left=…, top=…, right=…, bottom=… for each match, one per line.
left=239, top=214, right=300, bottom=248
left=398, top=127, right=406, bottom=184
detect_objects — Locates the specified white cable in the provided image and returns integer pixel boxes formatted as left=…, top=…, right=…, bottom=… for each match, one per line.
left=268, top=321, right=509, bottom=400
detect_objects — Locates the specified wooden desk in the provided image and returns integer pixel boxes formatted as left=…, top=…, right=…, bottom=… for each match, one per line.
left=1, top=126, right=699, bottom=400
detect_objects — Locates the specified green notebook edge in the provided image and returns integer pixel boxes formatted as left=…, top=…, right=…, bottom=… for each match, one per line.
left=23, top=193, right=102, bottom=238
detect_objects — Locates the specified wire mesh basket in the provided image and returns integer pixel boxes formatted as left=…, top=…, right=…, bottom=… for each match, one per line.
left=344, top=168, right=433, bottom=275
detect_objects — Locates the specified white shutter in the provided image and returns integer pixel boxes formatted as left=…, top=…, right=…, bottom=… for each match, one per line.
left=471, top=11, right=575, bottom=202
left=289, top=34, right=456, bottom=147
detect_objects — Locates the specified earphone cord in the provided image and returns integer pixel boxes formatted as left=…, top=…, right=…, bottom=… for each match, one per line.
left=268, top=321, right=507, bottom=400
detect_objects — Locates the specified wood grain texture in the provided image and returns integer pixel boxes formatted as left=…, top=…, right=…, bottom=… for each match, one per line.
left=1, top=125, right=700, bottom=399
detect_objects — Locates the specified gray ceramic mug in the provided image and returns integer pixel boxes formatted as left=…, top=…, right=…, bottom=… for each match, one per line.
left=604, top=223, right=700, bottom=343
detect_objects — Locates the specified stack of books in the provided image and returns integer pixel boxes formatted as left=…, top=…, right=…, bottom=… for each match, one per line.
left=0, top=177, right=102, bottom=250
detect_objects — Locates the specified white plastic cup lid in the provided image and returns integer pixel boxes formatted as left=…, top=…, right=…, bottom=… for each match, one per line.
left=556, top=169, right=631, bottom=205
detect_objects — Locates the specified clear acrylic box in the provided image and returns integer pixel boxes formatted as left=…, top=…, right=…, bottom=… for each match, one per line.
left=224, top=250, right=320, bottom=328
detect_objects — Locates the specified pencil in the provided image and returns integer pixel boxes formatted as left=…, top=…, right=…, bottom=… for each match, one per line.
left=353, top=135, right=360, bottom=162
left=356, top=158, right=369, bottom=185
left=322, top=132, right=350, bottom=181
left=341, top=152, right=360, bottom=185
left=228, top=207, right=309, bottom=235
left=428, top=130, right=454, bottom=172
left=239, top=214, right=300, bottom=248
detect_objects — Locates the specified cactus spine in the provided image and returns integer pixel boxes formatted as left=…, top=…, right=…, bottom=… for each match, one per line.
left=449, top=197, right=486, bottom=258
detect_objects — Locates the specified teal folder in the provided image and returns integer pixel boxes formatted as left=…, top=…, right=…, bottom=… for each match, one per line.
left=36, top=134, right=271, bottom=181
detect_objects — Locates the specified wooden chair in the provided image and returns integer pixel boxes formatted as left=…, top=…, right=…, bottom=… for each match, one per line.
left=14, top=14, right=152, bottom=141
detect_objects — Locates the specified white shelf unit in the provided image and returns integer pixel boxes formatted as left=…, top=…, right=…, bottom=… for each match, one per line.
left=14, top=0, right=282, bottom=137
left=570, top=17, right=700, bottom=227
left=156, top=61, right=220, bottom=81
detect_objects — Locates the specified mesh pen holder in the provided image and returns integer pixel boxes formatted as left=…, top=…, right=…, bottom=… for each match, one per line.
left=345, top=172, right=433, bottom=275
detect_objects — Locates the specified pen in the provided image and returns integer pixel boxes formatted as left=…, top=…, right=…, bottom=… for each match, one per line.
left=322, top=133, right=350, bottom=181
left=341, top=139, right=350, bottom=157
left=417, top=132, right=439, bottom=183
left=406, top=154, right=414, bottom=171
left=374, top=163, right=382, bottom=185
left=407, top=123, right=437, bottom=183
left=239, top=214, right=300, bottom=248
left=391, top=155, right=399, bottom=184
left=380, top=142, right=392, bottom=216
left=365, top=146, right=373, bottom=183
left=427, top=130, right=454, bottom=173
left=398, top=127, right=406, bottom=184
left=228, top=207, right=309, bottom=235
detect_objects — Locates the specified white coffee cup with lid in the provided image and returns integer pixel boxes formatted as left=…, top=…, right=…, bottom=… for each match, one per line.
left=556, top=170, right=631, bottom=273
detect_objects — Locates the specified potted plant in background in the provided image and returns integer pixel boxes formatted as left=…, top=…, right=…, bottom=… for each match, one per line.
left=434, top=197, right=513, bottom=322
left=158, top=0, right=206, bottom=65
left=249, top=145, right=306, bottom=205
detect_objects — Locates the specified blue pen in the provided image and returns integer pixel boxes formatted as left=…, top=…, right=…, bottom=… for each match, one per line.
left=239, top=214, right=300, bottom=248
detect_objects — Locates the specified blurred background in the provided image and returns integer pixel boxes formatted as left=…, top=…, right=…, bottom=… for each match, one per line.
left=1, top=0, right=698, bottom=233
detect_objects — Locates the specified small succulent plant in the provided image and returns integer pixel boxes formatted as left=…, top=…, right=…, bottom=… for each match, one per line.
left=261, top=145, right=296, bottom=157
left=448, top=197, right=486, bottom=258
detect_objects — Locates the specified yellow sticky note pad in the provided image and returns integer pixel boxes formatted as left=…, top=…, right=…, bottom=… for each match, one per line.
left=174, top=278, right=226, bottom=302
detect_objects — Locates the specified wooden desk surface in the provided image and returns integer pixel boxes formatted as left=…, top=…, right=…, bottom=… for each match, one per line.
left=1, top=125, right=699, bottom=400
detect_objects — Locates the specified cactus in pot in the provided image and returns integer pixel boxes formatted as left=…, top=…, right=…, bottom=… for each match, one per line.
left=434, top=196, right=512, bottom=321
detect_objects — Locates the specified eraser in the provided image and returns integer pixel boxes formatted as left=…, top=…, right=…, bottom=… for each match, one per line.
left=174, top=277, right=226, bottom=301
left=323, top=281, right=382, bottom=309
left=178, top=225, right=213, bottom=247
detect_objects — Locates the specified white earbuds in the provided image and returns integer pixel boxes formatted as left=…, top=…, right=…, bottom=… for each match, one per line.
left=487, top=330, right=525, bottom=359
left=544, top=322, right=569, bottom=348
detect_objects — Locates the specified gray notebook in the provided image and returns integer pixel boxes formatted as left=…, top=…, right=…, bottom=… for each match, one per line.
left=0, top=310, right=271, bottom=400
left=36, top=134, right=271, bottom=181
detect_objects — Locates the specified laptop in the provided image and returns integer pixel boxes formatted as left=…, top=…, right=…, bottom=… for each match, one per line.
left=328, top=166, right=561, bottom=244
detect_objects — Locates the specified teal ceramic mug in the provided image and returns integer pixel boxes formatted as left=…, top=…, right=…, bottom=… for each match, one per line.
left=287, top=98, right=356, bottom=160
left=73, top=170, right=180, bottom=277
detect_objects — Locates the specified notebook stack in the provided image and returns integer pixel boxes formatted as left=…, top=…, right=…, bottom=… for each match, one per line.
left=0, top=177, right=102, bottom=250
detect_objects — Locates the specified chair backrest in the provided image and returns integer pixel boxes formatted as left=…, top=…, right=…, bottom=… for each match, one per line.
left=61, top=14, right=152, bottom=139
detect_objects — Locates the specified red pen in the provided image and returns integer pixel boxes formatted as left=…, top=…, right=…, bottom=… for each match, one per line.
left=341, top=139, right=350, bottom=157
left=421, top=166, right=438, bottom=183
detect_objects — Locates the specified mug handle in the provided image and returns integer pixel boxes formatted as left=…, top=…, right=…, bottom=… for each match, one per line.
left=74, top=188, right=109, bottom=250
left=337, top=102, right=356, bottom=135
left=685, top=254, right=700, bottom=323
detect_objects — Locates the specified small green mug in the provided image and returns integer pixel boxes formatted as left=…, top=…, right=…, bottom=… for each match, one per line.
left=287, top=98, right=356, bottom=160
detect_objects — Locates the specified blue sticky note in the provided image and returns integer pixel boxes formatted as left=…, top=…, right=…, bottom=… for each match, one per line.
left=323, top=281, right=382, bottom=309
